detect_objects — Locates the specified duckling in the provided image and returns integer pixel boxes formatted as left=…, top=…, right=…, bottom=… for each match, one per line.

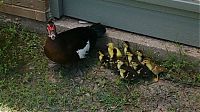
left=135, top=50, right=144, bottom=62
left=137, top=65, right=155, bottom=80
left=98, top=50, right=109, bottom=68
left=142, top=58, right=167, bottom=74
left=123, top=41, right=132, bottom=55
left=128, top=59, right=155, bottom=81
left=152, top=66, right=168, bottom=75
left=107, top=43, right=122, bottom=59
left=107, top=43, right=114, bottom=58
left=123, top=41, right=138, bottom=64
left=115, top=47, right=123, bottom=59
left=116, top=59, right=125, bottom=70
left=126, top=52, right=133, bottom=63
left=117, top=60, right=128, bottom=78
left=126, top=52, right=138, bottom=65
left=142, top=58, right=154, bottom=70
left=118, top=68, right=128, bottom=79
left=142, top=58, right=168, bottom=81
left=116, top=60, right=138, bottom=80
left=129, top=61, right=139, bottom=70
left=109, top=48, right=118, bottom=70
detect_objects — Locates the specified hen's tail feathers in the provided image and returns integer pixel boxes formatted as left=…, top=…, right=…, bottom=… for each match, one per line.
left=90, top=23, right=106, bottom=38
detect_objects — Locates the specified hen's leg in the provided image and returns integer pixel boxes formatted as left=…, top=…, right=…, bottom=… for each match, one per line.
left=48, top=60, right=61, bottom=71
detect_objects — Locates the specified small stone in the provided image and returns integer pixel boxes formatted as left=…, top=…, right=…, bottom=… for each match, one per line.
left=4, top=18, right=11, bottom=22
left=15, top=17, right=21, bottom=21
left=78, top=20, right=88, bottom=24
left=85, top=93, right=90, bottom=97
left=29, top=66, right=34, bottom=70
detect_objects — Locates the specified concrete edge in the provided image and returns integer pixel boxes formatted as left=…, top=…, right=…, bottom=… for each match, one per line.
left=0, top=13, right=199, bottom=61
left=54, top=17, right=200, bottom=60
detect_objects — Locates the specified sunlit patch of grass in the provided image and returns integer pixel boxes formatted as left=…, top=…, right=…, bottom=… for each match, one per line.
left=97, top=92, right=126, bottom=111
left=162, top=53, right=198, bottom=72
left=0, top=22, right=52, bottom=111
left=0, top=22, right=45, bottom=76
left=160, top=50, right=200, bottom=85
left=0, top=0, right=3, bottom=5
left=0, top=104, right=18, bottom=112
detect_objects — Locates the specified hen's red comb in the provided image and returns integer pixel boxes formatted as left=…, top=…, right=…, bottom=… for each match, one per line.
left=47, top=24, right=55, bottom=31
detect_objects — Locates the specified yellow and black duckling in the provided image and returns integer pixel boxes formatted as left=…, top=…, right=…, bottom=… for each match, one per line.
left=142, top=58, right=168, bottom=81
left=135, top=50, right=144, bottom=62
left=109, top=48, right=119, bottom=70
left=117, top=60, right=155, bottom=81
left=116, top=60, right=139, bottom=80
left=141, top=58, right=154, bottom=70
left=116, top=59, right=126, bottom=71
left=129, top=61, right=139, bottom=70
left=107, top=42, right=123, bottom=69
left=137, top=64, right=155, bottom=81
left=98, top=41, right=167, bottom=82
left=127, top=59, right=154, bottom=81
left=126, top=52, right=133, bottom=64
left=126, top=51, right=139, bottom=65
left=116, top=60, right=128, bottom=79
left=98, top=50, right=110, bottom=68
left=123, top=41, right=138, bottom=64
left=123, top=41, right=133, bottom=55
left=107, top=42, right=122, bottom=60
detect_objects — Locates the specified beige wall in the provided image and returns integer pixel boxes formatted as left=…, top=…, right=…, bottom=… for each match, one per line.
left=0, top=0, right=48, bottom=21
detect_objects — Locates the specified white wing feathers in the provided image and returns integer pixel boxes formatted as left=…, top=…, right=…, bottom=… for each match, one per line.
left=76, top=40, right=90, bottom=59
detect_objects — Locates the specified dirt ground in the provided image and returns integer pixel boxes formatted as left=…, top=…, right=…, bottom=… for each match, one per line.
left=80, top=64, right=200, bottom=112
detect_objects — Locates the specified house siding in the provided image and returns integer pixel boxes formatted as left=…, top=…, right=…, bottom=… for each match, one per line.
left=0, top=0, right=48, bottom=21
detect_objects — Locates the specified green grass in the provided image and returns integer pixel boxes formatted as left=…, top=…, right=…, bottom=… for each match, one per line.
left=0, top=21, right=199, bottom=111
left=160, top=50, right=200, bottom=85
left=0, top=0, right=3, bottom=5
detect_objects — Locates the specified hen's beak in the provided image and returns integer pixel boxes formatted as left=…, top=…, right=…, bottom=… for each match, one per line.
left=49, top=32, right=56, bottom=40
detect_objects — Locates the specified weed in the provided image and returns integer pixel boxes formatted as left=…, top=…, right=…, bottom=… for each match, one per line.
left=160, top=47, right=200, bottom=86
left=196, top=73, right=200, bottom=83
left=97, top=91, right=126, bottom=111
left=163, top=53, right=190, bottom=71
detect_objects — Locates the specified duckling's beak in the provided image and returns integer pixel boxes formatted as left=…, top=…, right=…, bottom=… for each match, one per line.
left=97, top=51, right=101, bottom=54
left=107, top=43, right=113, bottom=47
left=98, top=51, right=103, bottom=55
